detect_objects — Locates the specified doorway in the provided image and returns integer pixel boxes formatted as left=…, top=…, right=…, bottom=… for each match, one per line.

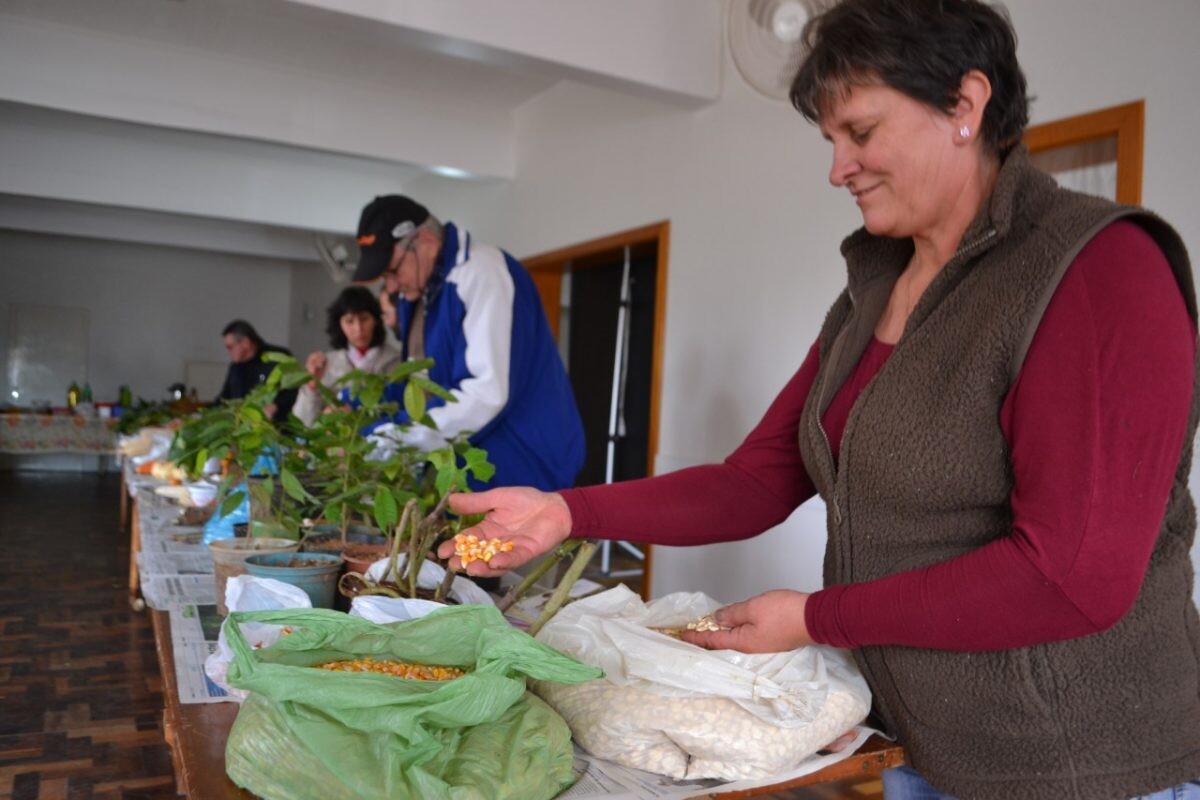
left=1024, top=100, right=1143, bottom=203
left=524, top=222, right=670, bottom=599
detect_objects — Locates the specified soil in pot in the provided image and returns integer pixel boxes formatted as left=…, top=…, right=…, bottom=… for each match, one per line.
left=302, top=524, right=387, bottom=554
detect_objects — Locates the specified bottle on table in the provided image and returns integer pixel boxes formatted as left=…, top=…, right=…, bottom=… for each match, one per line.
left=67, top=381, right=80, bottom=409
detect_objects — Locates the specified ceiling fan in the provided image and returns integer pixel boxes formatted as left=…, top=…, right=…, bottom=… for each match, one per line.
left=313, top=234, right=358, bottom=285
left=728, top=0, right=822, bottom=102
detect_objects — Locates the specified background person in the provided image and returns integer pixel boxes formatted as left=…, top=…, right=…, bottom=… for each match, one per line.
left=293, top=287, right=404, bottom=426
left=217, top=319, right=296, bottom=423
left=352, top=194, right=585, bottom=492
left=441, top=1, right=1200, bottom=797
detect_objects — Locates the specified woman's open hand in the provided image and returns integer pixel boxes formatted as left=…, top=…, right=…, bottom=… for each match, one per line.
left=439, top=487, right=573, bottom=576
left=680, top=590, right=813, bottom=653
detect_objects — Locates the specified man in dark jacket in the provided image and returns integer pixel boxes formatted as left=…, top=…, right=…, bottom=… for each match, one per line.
left=217, top=320, right=296, bottom=423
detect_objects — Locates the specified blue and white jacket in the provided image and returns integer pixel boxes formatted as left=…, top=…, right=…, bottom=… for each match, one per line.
left=369, top=223, right=584, bottom=491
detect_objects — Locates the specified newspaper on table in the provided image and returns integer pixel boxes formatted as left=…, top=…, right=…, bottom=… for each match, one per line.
left=168, top=603, right=231, bottom=703
left=143, top=575, right=217, bottom=609
left=135, top=485, right=218, bottom=609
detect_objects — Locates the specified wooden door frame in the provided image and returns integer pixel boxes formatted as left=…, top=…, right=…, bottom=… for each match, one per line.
left=523, top=220, right=670, bottom=599
left=1024, top=99, right=1144, bottom=204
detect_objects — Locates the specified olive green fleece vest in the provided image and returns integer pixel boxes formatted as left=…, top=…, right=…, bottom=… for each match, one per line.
left=798, top=146, right=1200, bottom=800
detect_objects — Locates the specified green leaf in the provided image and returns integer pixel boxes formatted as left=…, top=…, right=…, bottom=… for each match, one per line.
left=385, top=359, right=434, bottom=382
left=373, top=486, right=399, bottom=531
left=358, top=382, right=383, bottom=410
left=411, top=375, right=455, bottom=403
left=463, top=448, right=495, bottom=483
left=200, top=419, right=234, bottom=441
left=220, top=490, right=246, bottom=519
left=403, top=382, right=426, bottom=422
left=280, top=370, right=312, bottom=390
left=194, top=448, right=209, bottom=476
left=279, top=468, right=311, bottom=502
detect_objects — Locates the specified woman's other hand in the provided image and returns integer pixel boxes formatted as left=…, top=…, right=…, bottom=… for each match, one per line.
left=681, top=590, right=813, bottom=653
left=304, top=351, right=328, bottom=386
left=440, top=487, right=573, bottom=576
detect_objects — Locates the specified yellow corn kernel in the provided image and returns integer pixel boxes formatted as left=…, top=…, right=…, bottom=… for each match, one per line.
left=453, top=532, right=515, bottom=566
left=314, top=658, right=465, bottom=681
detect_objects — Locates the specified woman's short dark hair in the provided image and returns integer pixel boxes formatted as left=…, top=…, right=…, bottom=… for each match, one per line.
left=790, top=0, right=1030, bottom=158
left=325, top=287, right=385, bottom=350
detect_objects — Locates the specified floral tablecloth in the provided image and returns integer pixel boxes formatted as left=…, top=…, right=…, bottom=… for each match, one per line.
left=0, top=413, right=118, bottom=454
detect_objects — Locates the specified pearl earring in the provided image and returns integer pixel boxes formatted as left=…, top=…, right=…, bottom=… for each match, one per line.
left=959, top=124, right=971, bottom=140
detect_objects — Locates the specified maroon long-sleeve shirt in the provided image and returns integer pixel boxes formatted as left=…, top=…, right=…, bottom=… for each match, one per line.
left=562, top=221, right=1195, bottom=652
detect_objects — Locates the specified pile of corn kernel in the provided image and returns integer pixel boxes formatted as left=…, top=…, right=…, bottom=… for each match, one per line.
left=314, top=658, right=465, bottom=681
left=685, top=614, right=726, bottom=632
left=453, top=532, right=514, bottom=566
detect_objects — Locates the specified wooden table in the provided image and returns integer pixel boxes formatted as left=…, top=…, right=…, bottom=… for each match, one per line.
left=152, top=610, right=254, bottom=798
left=150, top=607, right=903, bottom=799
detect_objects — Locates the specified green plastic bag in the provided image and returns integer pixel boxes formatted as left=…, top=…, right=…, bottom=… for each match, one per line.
left=223, top=606, right=603, bottom=800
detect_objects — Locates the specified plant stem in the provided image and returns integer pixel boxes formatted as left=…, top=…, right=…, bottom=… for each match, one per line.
left=407, top=485, right=456, bottom=598
left=434, top=562, right=456, bottom=602
left=528, top=541, right=597, bottom=638
left=404, top=507, right=422, bottom=597
left=497, top=539, right=581, bottom=612
left=386, top=499, right=417, bottom=587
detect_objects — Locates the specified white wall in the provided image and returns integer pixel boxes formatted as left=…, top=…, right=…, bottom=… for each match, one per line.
left=0, top=231, right=296, bottom=404
left=411, top=0, right=1200, bottom=602
left=288, top=262, right=343, bottom=363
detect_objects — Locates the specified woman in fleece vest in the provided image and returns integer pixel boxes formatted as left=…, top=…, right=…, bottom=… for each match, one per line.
left=441, top=1, right=1200, bottom=797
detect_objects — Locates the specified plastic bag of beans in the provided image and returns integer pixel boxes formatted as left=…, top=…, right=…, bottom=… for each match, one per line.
left=223, top=605, right=601, bottom=800
left=532, top=586, right=871, bottom=781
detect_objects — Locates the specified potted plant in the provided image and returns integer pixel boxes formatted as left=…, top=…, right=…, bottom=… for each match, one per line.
left=292, top=359, right=441, bottom=552
left=169, top=355, right=317, bottom=539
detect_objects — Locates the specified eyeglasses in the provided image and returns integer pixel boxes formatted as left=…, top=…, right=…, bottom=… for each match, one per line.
left=381, top=236, right=418, bottom=279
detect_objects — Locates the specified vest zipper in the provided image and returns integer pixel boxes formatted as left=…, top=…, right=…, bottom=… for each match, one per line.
left=815, top=285, right=856, bottom=526
left=819, top=230, right=995, bottom=533
left=952, top=227, right=997, bottom=264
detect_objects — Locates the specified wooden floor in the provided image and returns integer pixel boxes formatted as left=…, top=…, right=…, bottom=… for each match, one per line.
left=0, top=471, right=176, bottom=800
left=0, top=470, right=882, bottom=800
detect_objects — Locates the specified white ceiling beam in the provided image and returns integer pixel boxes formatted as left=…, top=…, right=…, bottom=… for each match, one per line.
left=284, top=0, right=724, bottom=106
left=0, top=3, right=539, bottom=179
left=0, top=193, right=320, bottom=263
left=0, top=101, right=429, bottom=236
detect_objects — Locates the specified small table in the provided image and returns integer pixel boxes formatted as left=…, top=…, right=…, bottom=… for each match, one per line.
left=0, top=411, right=117, bottom=454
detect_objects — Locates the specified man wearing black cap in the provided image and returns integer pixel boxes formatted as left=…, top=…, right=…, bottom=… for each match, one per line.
left=352, top=195, right=585, bottom=492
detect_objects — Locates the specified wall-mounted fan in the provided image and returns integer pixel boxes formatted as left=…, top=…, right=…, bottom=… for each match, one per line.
left=728, top=0, right=819, bottom=101
left=313, top=234, right=358, bottom=285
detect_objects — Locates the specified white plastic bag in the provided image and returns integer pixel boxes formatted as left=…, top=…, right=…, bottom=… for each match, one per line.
left=125, top=427, right=175, bottom=465
left=532, top=585, right=872, bottom=781
left=362, top=554, right=495, bottom=607
left=204, top=575, right=312, bottom=701
left=349, top=595, right=448, bottom=623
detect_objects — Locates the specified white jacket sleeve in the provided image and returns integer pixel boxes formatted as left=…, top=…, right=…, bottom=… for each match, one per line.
left=425, top=245, right=513, bottom=438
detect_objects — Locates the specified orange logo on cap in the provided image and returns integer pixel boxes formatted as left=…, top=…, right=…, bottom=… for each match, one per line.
left=357, top=234, right=377, bottom=246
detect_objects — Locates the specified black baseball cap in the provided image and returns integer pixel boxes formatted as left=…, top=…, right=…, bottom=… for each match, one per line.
left=352, top=195, right=430, bottom=283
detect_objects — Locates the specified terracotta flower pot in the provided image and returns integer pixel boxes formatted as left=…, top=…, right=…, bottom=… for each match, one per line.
left=208, top=537, right=300, bottom=616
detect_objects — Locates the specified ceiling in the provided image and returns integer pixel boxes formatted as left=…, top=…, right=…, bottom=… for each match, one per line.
left=0, top=0, right=724, bottom=263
